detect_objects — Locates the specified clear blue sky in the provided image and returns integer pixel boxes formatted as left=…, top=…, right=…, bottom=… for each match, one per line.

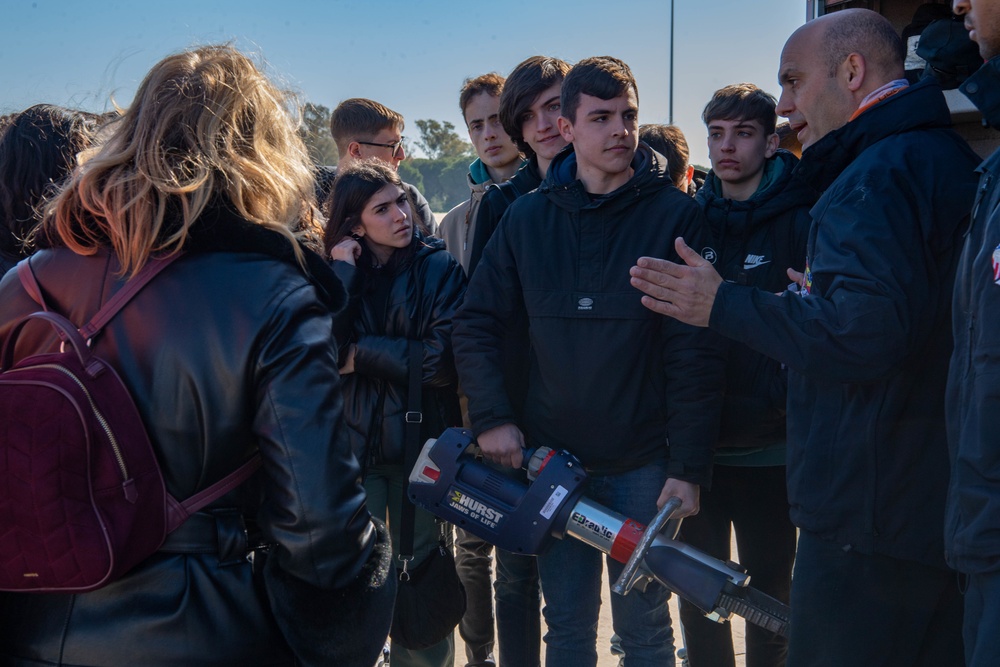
left=0, top=0, right=807, bottom=167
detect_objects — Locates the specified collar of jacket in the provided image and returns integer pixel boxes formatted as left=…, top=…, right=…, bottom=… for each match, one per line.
left=697, top=149, right=816, bottom=236
left=187, top=203, right=346, bottom=314
left=794, top=78, right=952, bottom=192
left=407, top=228, right=446, bottom=266
left=465, top=169, right=493, bottom=200
left=352, top=228, right=446, bottom=320
left=540, top=141, right=668, bottom=212
left=509, top=157, right=543, bottom=191
left=37, top=200, right=348, bottom=316
left=961, top=55, right=1000, bottom=130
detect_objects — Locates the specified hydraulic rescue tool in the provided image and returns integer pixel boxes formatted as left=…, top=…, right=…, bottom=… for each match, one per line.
left=408, top=428, right=791, bottom=638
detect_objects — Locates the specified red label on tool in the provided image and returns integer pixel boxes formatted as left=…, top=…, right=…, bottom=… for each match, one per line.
left=610, top=518, right=645, bottom=564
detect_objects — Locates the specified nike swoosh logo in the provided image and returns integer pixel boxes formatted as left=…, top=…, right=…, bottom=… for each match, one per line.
left=743, top=260, right=772, bottom=270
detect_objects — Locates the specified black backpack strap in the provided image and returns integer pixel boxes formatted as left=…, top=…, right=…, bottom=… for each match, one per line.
left=398, top=340, right=423, bottom=578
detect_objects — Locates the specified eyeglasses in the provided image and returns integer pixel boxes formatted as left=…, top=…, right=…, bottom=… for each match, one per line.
left=357, top=137, right=406, bottom=156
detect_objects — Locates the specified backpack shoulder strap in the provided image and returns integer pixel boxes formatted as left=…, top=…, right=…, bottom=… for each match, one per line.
left=164, top=453, right=263, bottom=533
left=17, top=259, right=48, bottom=311
left=79, top=254, right=181, bottom=339
left=17, top=254, right=182, bottom=338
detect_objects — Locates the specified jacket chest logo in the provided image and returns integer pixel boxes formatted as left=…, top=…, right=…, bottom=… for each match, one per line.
left=993, top=244, right=1000, bottom=285
left=577, top=297, right=594, bottom=311
left=743, top=253, right=771, bottom=270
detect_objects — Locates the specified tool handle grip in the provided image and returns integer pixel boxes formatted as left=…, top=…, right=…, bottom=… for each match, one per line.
left=611, top=496, right=683, bottom=595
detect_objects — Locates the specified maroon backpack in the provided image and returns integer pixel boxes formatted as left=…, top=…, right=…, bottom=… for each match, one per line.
left=0, top=255, right=261, bottom=592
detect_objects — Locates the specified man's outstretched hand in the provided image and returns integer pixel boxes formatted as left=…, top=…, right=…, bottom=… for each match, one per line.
left=630, top=237, right=723, bottom=327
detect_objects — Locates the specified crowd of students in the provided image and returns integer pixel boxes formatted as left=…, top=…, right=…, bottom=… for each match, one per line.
left=2, top=2, right=1000, bottom=667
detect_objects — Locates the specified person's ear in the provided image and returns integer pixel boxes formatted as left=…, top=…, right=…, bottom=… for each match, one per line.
left=684, top=164, right=695, bottom=191
left=843, top=52, right=866, bottom=93
left=557, top=116, right=574, bottom=143
left=350, top=223, right=364, bottom=239
left=348, top=141, right=364, bottom=159
left=764, top=132, right=779, bottom=159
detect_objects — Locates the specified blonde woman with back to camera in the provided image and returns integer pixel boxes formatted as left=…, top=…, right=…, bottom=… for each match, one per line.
left=0, top=45, right=394, bottom=666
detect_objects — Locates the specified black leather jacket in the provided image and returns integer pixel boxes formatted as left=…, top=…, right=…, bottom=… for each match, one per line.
left=0, top=205, right=392, bottom=666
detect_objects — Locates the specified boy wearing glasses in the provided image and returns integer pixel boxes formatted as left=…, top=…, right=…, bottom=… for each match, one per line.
left=318, top=97, right=437, bottom=234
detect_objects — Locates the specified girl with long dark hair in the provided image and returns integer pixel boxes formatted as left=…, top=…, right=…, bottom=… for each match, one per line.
left=325, top=159, right=466, bottom=667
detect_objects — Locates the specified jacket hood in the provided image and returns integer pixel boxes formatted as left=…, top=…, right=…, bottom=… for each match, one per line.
left=961, top=54, right=1000, bottom=130
left=540, top=142, right=670, bottom=212
left=795, top=78, right=953, bottom=192
left=469, top=158, right=492, bottom=185
left=697, top=149, right=815, bottom=236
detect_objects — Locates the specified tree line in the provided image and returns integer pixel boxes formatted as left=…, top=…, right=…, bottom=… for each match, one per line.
left=300, top=103, right=476, bottom=213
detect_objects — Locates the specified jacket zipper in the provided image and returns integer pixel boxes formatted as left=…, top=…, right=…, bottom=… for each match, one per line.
left=969, top=174, right=992, bottom=236
left=8, top=364, right=131, bottom=485
left=966, top=174, right=993, bottom=372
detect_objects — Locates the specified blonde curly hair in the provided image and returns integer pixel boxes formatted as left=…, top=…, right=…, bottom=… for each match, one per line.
left=42, top=44, right=320, bottom=275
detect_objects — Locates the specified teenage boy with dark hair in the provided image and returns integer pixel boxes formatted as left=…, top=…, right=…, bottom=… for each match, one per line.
left=437, top=72, right=521, bottom=667
left=467, top=55, right=571, bottom=277
left=440, top=73, right=521, bottom=273
left=317, top=98, right=437, bottom=234
left=677, top=82, right=813, bottom=667
left=454, top=55, right=724, bottom=667
left=457, top=55, right=571, bottom=667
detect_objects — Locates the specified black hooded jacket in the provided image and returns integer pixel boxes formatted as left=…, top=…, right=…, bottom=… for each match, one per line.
left=695, top=149, right=814, bottom=450
left=454, top=143, right=725, bottom=482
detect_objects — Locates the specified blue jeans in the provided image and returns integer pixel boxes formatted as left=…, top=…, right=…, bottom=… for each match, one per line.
left=536, top=459, right=675, bottom=667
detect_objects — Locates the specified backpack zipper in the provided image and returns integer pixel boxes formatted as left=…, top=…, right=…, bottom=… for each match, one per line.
left=7, top=364, right=131, bottom=486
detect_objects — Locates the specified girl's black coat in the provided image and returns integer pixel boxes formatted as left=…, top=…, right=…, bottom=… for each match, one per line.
left=332, top=231, right=467, bottom=465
